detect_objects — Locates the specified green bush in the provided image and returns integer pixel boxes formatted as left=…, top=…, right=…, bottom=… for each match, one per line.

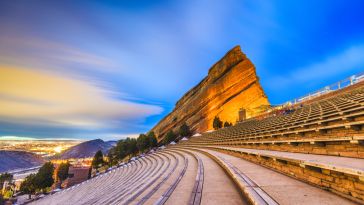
left=179, top=123, right=191, bottom=137
left=213, top=116, right=223, bottom=130
left=163, top=130, right=176, bottom=144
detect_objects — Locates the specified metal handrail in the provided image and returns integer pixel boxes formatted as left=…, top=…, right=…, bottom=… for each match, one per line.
left=250, top=71, right=364, bottom=120
left=286, top=71, right=364, bottom=105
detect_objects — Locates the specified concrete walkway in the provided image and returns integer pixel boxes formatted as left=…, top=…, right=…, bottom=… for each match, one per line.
left=212, top=146, right=364, bottom=174
left=187, top=150, right=248, bottom=205
left=199, top=148, right=357, bottom=205
left=165, top=150, right=198, bottom=205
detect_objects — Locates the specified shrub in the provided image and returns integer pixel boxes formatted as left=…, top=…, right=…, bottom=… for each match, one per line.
left=179, top=123, right=191, bottom=137
left=224, top=121, right=233, bottom=127
left=213, top=116, right=223, bottom=130
left=163, top=130, right=176, bottom=144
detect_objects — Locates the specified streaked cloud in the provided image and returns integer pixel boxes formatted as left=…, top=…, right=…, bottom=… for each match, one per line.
left=0, top=0, right=363, bottom=139
left=0, top=136, right=83, bottom=141
left=0, top=36, right=117, bottom=74
left=0, top=67, right=162, bottom=133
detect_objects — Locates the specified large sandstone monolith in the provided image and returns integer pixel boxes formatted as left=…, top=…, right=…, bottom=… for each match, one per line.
left=151, top=45, right=269, bottom=140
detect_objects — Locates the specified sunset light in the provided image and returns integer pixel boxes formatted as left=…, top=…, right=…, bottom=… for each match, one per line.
left=0, top=1, right=363, bottom=204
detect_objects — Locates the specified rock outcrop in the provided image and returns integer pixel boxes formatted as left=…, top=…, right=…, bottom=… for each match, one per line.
left=151, top=45, right=269, bottom=140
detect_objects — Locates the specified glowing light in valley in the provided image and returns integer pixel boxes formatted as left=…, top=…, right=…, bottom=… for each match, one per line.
left=54, top=146, right=63, bottom=153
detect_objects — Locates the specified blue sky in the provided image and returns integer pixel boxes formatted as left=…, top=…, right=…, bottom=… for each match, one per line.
left=0, top=0, right=363, bottom=140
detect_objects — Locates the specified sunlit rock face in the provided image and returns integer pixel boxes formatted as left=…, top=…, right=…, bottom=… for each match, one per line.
left=152, top=46, right=269, bottom=140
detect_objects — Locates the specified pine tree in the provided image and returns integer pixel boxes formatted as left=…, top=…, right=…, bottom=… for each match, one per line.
left=34, top=162, right=54, bottom=192
left=147, top=132, right=158, bottom=148
left=92, top=150, right=104, bottom=169
left=107, top=148, right=118, bottom=166
left=137, top=134, right=150, bottom=152
left=57, top=162, right=70, bottom=182
left=20, top=174, right=37, bottom=199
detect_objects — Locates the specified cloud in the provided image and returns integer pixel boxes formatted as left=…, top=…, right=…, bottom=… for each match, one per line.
left=269, top=44, right=364, bottom=89
left=0, top=36, right=117, bottom=74
left=0, top=67, right=163, bottom=132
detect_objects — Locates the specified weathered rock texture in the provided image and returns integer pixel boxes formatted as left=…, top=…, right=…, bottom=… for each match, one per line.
left=152, top=46, right=269, bottom=139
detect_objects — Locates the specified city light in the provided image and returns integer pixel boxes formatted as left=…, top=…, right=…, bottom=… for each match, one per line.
left=54, top=146, right=63, bottom=153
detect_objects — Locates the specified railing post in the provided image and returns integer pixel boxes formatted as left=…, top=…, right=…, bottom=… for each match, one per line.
left=273, top=72, right=359, bottom=113
left=350, top=75, right=355, bottom=85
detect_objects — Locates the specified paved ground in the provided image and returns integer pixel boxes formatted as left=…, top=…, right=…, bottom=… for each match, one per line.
left=188, top=150, right=248, bottom=205
left=165, top=150, right=197, bottom=205
left=214, top=146, right=364, bottom=172
left=199, top=148, right=357, bottom=205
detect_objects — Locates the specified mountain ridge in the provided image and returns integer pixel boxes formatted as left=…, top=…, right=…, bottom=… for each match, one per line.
left=59, top=139, right=114, bottom=159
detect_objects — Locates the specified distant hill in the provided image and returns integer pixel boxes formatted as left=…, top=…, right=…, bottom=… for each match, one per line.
left=0, top=150, right=44, bottom=173
left=59, top=139, right=114, bottom=159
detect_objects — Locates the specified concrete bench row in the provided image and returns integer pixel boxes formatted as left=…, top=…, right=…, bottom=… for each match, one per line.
left=184, top=86, right=364, bottom=157
left=31, top=150, right=202, bottom=205
left=189, top=86, right=364, bottom=143
left=32, top=152, right=169, bottom=205
left=179, top=145, right=364, bottom=202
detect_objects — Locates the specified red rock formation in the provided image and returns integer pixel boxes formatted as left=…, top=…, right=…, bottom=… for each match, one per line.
left=151, top=46, right=269, bottom=140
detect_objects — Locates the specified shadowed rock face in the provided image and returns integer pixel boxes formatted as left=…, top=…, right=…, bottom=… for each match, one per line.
left=151, top=45, right=269, bottom=140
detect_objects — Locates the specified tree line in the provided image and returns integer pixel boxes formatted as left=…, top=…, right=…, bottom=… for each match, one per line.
left=17, top=118, right=230, bottom=200
left=93, top=123, right=192, bottom=169
left=213, top=116, right=233, bottom=130
left=91, top=131, right=158, bottom=169
left=20, top=161, right=70, bottom=199
left=18, top=122, right=194, bottom=199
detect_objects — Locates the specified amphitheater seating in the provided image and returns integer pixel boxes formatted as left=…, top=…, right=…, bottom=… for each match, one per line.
left=179, top=84, right=364, bottom=203
left=30, top=84, right=364, bottom=205
left=184, top=85, right=364, bottom=158
left=30, top=150, right=205, bottom=205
